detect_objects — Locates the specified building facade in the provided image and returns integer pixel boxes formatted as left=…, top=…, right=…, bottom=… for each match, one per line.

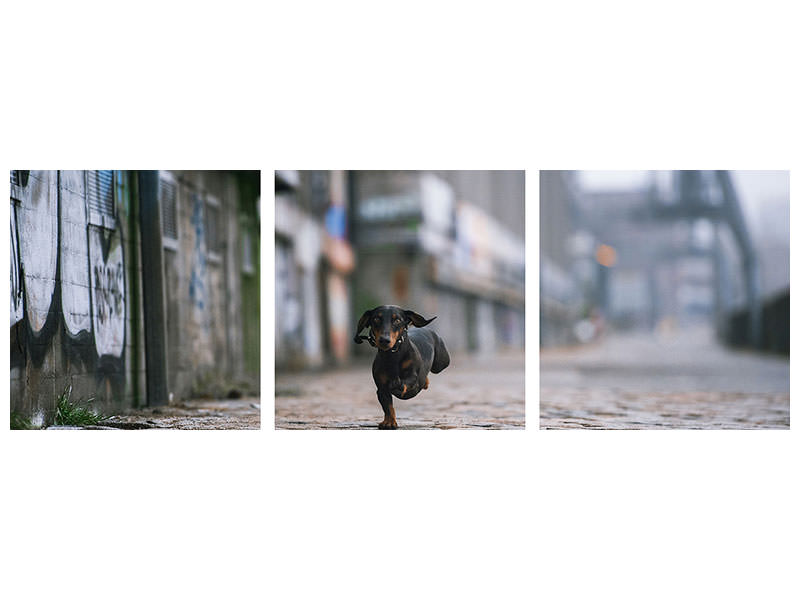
left=275, top=170, right=525, bottom=370
left=350, top=171, right=525, bottom=355
left=275, top=170, right=355, bottom=369
left=10, top=170, right=260, bottom=424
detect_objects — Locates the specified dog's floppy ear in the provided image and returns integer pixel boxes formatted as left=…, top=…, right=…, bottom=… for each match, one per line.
left=353, top=309, right=374, bottom=343
left=404, top=310, right=436, bottom=328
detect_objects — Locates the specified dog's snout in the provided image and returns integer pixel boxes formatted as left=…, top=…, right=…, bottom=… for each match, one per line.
left=378, top=335, right=391, bottom=346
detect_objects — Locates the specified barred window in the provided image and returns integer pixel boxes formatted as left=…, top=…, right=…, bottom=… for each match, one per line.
left=9, top=170, right=29, bottom=201
left=159, top=176, right=178, bottom=245
left=87, top=170, right=115, bottom=227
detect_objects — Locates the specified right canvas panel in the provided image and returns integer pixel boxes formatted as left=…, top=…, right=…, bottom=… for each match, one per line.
left=540, top=170, right=789, bottom=429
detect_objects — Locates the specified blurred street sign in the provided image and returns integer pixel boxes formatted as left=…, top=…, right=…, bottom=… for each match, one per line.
left=357, top=193, right=422, bottom=223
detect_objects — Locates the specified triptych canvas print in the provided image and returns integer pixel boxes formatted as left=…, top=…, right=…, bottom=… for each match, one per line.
left=7, top=170, right=789, bottom=431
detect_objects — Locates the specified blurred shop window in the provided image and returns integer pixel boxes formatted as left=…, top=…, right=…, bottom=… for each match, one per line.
left=276, top=240, right=303, bottom=357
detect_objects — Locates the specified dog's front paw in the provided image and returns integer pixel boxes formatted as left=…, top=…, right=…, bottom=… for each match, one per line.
left=378, top=419, right=398, bottom=430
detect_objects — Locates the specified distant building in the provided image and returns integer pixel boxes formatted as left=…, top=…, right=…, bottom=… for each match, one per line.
left=350, top=170, right=525, bottom=355
left=275, top=171, right=355, bottom=369
left=275, top=170, right=525, bottom=370
left=539, top=171, right=584, bottom=346
left=540, top=170, right=788, bottom=353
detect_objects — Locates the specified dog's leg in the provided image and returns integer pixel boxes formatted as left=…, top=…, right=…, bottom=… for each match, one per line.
left=377, top=388, right=397, bottom=429
left=392, top=358, right=421, bottom=398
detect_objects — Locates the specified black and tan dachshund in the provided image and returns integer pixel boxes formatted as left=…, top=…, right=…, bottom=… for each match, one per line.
left=354, top=305, right=450, bottom=429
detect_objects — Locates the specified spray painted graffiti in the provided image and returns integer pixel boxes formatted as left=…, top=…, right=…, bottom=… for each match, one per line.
left=89, top=228, right=126, bottom=358
left=18, top=170, right=59, bottom=334
left=187, top=192, right=213, bottom=366
left=9, top=170, right=126, bottom=363
left=59, top=170, right=92, bottom=336
left=10, top=204, right=23, bottom=327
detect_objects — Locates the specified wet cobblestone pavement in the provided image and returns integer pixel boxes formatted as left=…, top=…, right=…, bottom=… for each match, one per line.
left=276, top=352, right=525, bottom=429
left=540, top=328, right=789, bottom=429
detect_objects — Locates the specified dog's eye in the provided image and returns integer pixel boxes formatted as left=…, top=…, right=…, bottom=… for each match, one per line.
left=393, top=317, right=401, bottom=324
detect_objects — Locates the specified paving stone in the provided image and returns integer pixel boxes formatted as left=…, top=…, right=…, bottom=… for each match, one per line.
left=540, top=328, right=789, bottom=429
left=98, top=398, right=260, bottom=430
left=276, top=352, right=525, bottom=430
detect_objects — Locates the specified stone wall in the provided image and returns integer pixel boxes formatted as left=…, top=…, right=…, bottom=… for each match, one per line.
left=10, top=170, right=144, bottom=424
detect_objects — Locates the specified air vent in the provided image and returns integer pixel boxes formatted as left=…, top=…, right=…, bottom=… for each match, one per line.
left=87, top=170, right=115, bottom=218
left=159, top=178, right=178, bottom=241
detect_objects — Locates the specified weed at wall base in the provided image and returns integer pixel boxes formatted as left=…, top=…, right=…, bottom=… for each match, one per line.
left=10, top=412, right=37, bottom=430
left=53, top=385, right=107, bottom=427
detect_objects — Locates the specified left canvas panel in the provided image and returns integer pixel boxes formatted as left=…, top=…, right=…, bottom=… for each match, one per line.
left=9, top=170, right=260, bottom=429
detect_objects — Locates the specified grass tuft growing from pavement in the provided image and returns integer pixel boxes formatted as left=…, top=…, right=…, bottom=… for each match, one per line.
left=53, top=385, right=106, bottom=427
left=10, top=411, right=37, bottom=430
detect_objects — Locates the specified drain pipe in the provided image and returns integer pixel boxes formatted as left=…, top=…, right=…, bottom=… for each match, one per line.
left=137, top=171, right=169, bottom=406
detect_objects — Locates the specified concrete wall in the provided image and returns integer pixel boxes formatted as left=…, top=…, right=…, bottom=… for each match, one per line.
left=10, top=170, right=260, bottom=424
left=156, top=170, right=259, bottom=400
left=10, top=170, right=145, bottom=424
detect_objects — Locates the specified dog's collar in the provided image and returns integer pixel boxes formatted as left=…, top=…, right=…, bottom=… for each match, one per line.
left=373, top=328, right=407, bottom=353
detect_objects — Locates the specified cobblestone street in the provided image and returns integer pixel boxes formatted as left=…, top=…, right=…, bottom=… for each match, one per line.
left=47, top=398, right=261, bottom=430
left=540, top=328, right=789, bottom=429
left=276, top=352, right=525, bottom=429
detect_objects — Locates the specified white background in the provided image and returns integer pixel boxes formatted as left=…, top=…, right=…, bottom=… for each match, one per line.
left=1, top=1, right=797, bottom=599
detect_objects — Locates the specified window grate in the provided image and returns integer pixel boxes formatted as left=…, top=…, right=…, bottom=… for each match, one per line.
left=87, top=170, right=115, bottom=218
left=159, top=178, right=178, bottom=240
left=10, top=170, right=19, bottom=186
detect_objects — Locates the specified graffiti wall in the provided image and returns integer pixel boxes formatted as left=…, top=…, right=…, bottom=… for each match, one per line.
left=59, top=169, right=92, bottom=337
left=17, top=170, right=58, bottom=335
left=163, top=177, right=220, bottom=393
left=10, top=169, right=261, bottom=423
left=10, top=170, right=128, bottom=419
left=89, top=227, right=126, bottom=358
left=160, top=171, right=258, bottom=396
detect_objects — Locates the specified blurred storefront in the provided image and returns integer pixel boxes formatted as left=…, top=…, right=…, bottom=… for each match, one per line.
left=350, top=171, right=525, bottom=355
left=275, top=170, right=525, bottom=370
left=275, top=171, right=355, bottom=369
